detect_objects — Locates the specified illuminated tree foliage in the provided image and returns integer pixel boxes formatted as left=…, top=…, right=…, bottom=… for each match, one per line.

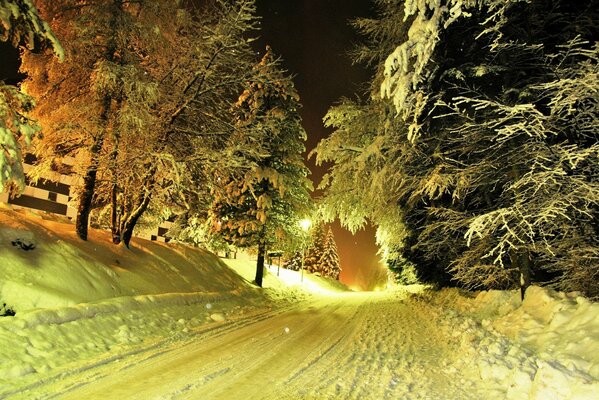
left=21, top=0, right=169, bottom=241
left=315, top=0, right=599, bottom=297
left=303, top=222, right=326, bottom=274
left=115, top=0, right=263, bottom=248
left=319, top=226, right=341, bottom=280
left=0, top=0, right=62, bottom=53
left=209, top=46, right=312, bottom=287
left=0, top=0, right=62, bottom=194
left=21, top=0, right=261, bottom=247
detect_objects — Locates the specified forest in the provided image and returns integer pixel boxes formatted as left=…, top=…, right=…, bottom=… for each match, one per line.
left=1, top=0, right=599, bottom=298
left=314, top=0, right=599, bottom=298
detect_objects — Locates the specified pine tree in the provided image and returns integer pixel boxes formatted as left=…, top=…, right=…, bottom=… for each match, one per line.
left=315, top=0, right=599, bottom=298
left=319, top=227, right=341, bottom=280
left=20, top=0, right=261, bottom=247
left=209, top=46, right=312, bottom=287
left=21, top=0, right=169, bottom=241
left=0, top=0, right=62, bottom=194
left=282, top=251, right=302, bottom=271
left=303, top=223, right=326, bottom=274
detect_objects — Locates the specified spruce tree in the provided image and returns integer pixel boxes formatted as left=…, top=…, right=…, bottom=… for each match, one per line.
left=20, top=0, right=260, bottom=247
left=209, top=46, right=312, bottom=287
left=303, top=223, right=326, bottom=274
left=282, top=251, right=302, bottom=272
left=21, top=0, right=170, bottom=241
left=319, top=227, right=341, bottom=280
left=315, top=0, right=599, bottom=298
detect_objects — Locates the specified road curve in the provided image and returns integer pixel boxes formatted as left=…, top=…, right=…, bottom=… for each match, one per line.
left=38, top=292, right=491, bottom=399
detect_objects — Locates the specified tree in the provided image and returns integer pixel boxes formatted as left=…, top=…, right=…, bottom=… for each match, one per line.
left=21, top=0, right=168, bottom=241
left=319, top=226, right=341, bottom=280
left=0, top=0, right=62, bottom=194
left=282, top=251, right=302, bottom=271
left=210, top=46, right=312, bottom=287
left=108, top=0, right=263, bottom=247
left=387, top=0, right=599, bottom=297
left=20, top=0, right=261, bottom=248
left=315, top=0, right=599, bottom=298
left=303, top=222, right=326, bottom=274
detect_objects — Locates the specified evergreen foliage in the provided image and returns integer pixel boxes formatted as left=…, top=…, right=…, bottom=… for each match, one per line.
left=315, top=0, right=599, bottom=297
left=209, top=46, right=312, bottom=287
left=282, top=251, right=302, bottom=272
left=0, top=0, right=63, bottom=57
left=20, top=0, right=262, bottom=246
left=304, top=223, right=326, bottom=273
left=0, top=0, right=62, bottom=195
left=20, top=0, right=171, bottom=241
left=141, top=0, right=263, bottom=248
left=319, top=226, right=341, bottom=280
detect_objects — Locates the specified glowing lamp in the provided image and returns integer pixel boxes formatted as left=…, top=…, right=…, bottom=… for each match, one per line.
left=300, top=218, right=311, bottom=231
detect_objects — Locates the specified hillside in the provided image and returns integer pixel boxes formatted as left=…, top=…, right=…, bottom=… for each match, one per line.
left=0, top=207, right=262, bottom=312
left=0, top=207, right=349, bottom=395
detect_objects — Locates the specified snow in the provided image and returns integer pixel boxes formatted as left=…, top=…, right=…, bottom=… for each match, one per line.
left=0, top=207, right=598, bottom=399
left=0, top=206, right=256, bottom=311
left=435, top=286, right=599, bottom=398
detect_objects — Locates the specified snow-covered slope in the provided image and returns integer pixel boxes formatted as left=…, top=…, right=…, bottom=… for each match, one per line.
left=0, top=206, right=258, bottom=312
left=0, top=207, right=348, bottom=396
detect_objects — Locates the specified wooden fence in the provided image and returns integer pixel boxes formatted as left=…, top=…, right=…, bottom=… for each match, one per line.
left=0, top=160, right=171, bottom=242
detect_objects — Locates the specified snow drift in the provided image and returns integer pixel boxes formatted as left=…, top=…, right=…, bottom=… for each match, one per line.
left=436, top=286, right=599, bottom=399
left=0, top=206, right=255, bottom=312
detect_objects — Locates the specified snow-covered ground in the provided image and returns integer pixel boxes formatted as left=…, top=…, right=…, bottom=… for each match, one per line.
left=1, top=207, right=598, bottom=399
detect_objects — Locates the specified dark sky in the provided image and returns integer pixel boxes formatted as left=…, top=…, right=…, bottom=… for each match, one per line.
left=254, top=0, right=387, bottom=289
left=0, top=41, right=21, bottom=84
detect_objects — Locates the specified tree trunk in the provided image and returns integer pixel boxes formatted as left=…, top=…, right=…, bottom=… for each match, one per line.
left=75, top=133, right=105, bottom=240
left=120, top=165, right=156, bottom=247
left=110, top=179, right=120, bottom=244
left=109, top=109, right=122, bottom=244
left=511, top=249, right=532, bottom=301
left=122, top=190, right=152, bottom=248
left=508, top=162, right=532, bottom=300
left=75, top=0, right=121, bottom=241
left=255, top=241, right=265, bottom=287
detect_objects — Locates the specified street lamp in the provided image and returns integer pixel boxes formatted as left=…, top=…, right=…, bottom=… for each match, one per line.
left=299, top=218, right=311, bottom=283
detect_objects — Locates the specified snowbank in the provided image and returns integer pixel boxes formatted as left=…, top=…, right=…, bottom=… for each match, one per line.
left=0, top=208, right=350, bottom=396
left=436, top=286, right=599, bottom=399
left=0, top=207, right=256, bottom=312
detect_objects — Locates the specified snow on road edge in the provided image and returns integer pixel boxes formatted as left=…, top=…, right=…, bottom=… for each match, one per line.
left=430, top=286, right=599, bottom=399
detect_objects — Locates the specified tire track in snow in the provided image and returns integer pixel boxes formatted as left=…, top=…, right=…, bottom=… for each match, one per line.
left=15, top=304, right=300, bottom=399
left=274, top=294, right=479, bottom=400
left=21, top=292, right=512, bottom=399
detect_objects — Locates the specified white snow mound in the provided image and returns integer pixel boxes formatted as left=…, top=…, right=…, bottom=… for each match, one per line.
left=439, top=285, right=599, bottom=399
left=0, top=208, right=255, bottom=312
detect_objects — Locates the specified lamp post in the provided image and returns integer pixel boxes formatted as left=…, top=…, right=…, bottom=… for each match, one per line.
left=299, top=218, right=311, bottom=283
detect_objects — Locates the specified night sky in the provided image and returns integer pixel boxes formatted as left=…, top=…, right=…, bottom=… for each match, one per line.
left=0, top=0, right=388, bottom=290
left=254, top=0, right=386, bottom=289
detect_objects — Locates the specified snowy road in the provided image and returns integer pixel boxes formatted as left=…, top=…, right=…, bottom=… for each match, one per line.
left=29, top=291, right=504, bottom=400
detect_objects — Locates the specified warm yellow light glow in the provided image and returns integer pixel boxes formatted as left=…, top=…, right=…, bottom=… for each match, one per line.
left=300, top=218, right=311, bottom=231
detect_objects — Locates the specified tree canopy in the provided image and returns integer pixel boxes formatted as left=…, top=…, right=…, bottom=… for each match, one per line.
left=0, top=0, right=62, bottom=194
left=209, top=46, right=312, bottom=286
left=314, top=0, right=599, bottom=297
